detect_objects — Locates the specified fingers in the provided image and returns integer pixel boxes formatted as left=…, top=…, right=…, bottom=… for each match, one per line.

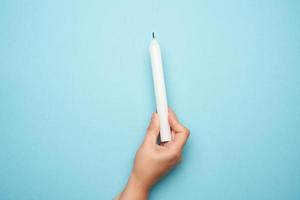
left=168, top=108, right=185, bottom=133
left=168, top=108, right=190, bottom=149
left=174, top=127, right=190, bottom=149
left=144, top=109, right=190, bottom=149
left=144, top=113, right=160, bottom=145
left=168, top=108, right=179, bottom=127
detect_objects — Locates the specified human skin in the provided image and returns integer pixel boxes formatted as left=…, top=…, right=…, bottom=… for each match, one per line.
left=119, top=108, right=190, bottom=200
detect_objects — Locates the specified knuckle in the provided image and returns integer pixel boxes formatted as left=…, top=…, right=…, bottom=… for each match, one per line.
left=185, top=128, right=190, bottom=136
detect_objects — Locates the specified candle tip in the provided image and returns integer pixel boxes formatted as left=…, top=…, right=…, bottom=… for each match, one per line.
left=152, top=32, right=155, bottom=39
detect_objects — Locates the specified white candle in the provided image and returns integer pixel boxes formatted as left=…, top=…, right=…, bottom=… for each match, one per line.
left=149, top=33, right=172, bottom=142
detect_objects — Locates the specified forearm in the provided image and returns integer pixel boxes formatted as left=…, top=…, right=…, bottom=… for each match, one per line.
left=119, top=173, right=149, bottom=200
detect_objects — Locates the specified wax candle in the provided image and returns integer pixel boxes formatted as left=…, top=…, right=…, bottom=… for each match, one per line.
left=149, top=33, right=172, bottom=142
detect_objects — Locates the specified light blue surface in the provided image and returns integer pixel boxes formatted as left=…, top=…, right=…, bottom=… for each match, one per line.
left=1, top=0, right=300, bottom=199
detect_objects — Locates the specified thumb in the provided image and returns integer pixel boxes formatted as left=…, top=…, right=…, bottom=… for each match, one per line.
left=144, top=113, right=160, bottom=145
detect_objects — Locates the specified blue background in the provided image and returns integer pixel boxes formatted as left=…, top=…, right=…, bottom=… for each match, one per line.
left=1, top=0, right=300, bottom=199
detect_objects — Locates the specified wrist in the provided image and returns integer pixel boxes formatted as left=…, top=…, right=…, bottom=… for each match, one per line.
left=120, top=172, right=150, bottom=200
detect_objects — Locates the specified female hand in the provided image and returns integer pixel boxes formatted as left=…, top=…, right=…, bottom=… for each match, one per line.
left=119, top=108, right=190, bottom=200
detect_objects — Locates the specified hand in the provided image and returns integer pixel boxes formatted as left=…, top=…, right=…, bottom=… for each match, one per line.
left=119, top=108, right=190, bottom=200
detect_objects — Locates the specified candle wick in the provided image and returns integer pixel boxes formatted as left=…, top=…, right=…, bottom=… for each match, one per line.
left=152, top=32, right=155, bottom=39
